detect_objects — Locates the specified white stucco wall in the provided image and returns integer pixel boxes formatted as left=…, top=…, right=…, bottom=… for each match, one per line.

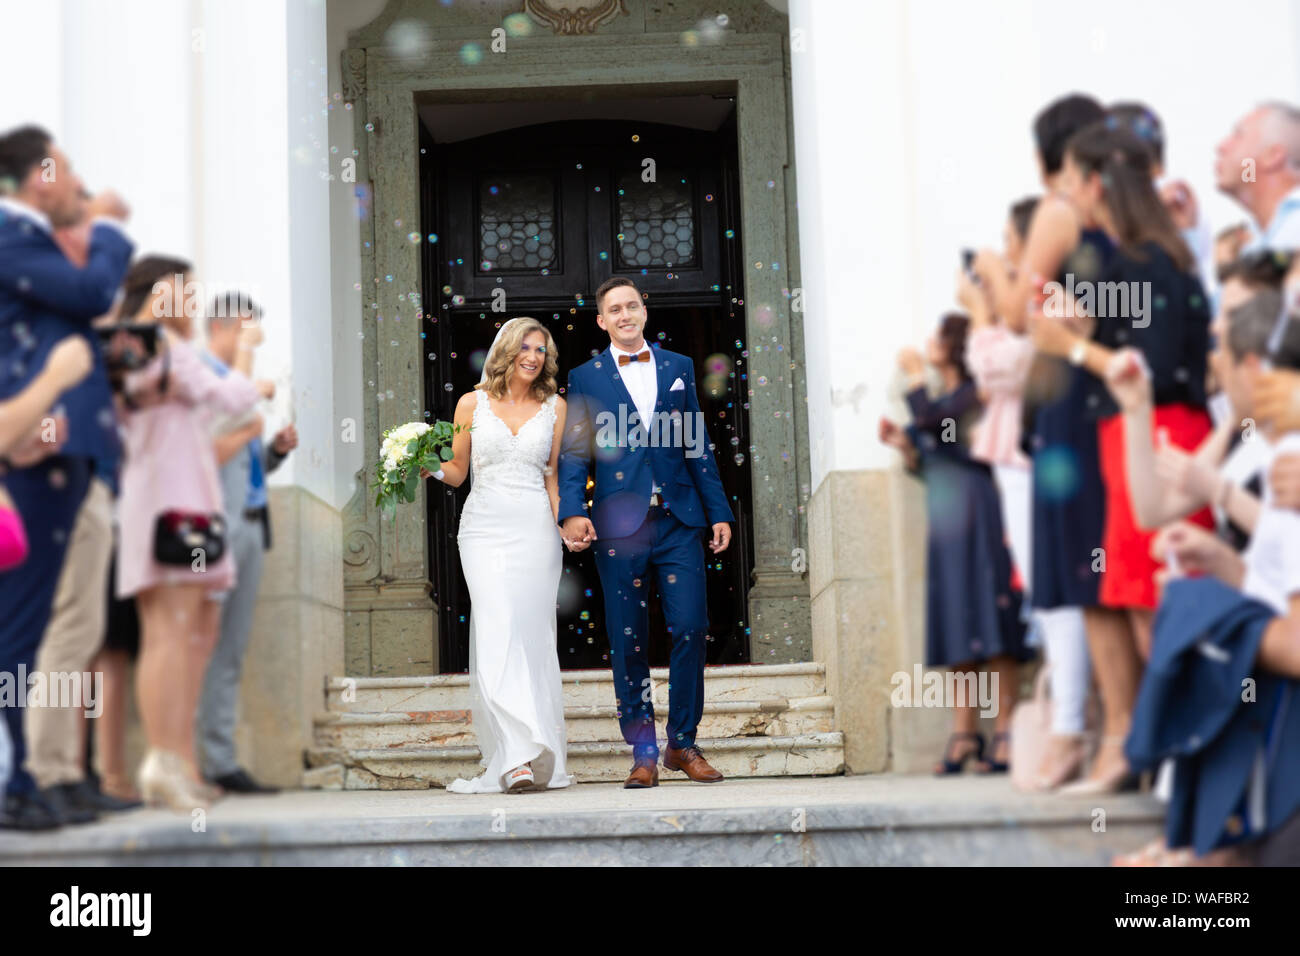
left=0, top=0, right=343, bottom=508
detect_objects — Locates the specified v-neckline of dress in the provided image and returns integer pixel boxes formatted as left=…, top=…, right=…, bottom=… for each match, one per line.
left=484, top=394, right=546, bottom=439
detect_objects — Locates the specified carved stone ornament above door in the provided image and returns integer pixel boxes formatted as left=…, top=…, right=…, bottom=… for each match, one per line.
left=523, top=0, right=628, bottom=35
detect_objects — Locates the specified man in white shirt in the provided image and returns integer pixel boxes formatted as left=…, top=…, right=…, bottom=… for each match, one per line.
left=1216, top=102, right=1300, bottom=254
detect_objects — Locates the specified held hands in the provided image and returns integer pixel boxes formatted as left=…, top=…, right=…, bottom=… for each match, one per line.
left=561, top=515, right=597, bottom=552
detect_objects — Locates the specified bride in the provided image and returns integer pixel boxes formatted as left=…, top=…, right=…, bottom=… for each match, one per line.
left=423, top=316, right=574, bottom=793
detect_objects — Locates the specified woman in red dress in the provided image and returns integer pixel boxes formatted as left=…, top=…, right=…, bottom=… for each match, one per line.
left=1030, top=120, right=1212, bottom=793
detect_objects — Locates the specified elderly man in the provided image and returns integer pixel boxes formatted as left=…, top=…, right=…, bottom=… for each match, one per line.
left=1216, top=102, right=1300, bottom=253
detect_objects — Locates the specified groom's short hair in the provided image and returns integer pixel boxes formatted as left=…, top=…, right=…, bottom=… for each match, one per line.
left=595, top=276, right=640, bottom=312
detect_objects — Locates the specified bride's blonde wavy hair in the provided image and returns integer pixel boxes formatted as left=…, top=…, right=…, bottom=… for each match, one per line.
left=475, top=317, right=559, bottom=402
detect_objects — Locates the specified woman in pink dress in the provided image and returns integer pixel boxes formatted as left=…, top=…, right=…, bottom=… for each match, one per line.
left=115, top=256, right=267, bottom=810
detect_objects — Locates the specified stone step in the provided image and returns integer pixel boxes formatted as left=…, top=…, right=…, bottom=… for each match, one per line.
left=313, top=696, right=835, bottom=749
left=306, top=732, right=846, bottom=789
left=0, top=776, right=1166, bottom=866
left=324, top=662, right=827, bottom=713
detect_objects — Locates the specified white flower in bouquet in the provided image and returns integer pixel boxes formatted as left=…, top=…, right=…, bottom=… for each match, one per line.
left=373, top=417, right=467, bottom=515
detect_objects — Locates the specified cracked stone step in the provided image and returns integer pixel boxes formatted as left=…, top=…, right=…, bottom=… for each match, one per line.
left=325, top=662, right=827, bottom=713
left=306, top=732, right=846, bottom=789
left=313, top=696, right=835, bottom=749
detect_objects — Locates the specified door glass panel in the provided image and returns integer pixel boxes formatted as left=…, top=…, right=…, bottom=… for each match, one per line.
left=616, top=170, right=696, bottom=268
left=478, top=173, right=557, bottom=272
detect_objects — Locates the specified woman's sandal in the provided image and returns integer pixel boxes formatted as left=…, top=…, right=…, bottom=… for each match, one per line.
left=934, top=732, right=985, bottom=775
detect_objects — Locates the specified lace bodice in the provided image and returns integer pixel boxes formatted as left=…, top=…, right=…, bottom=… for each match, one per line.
left=466, top=389, right=557, bottom=499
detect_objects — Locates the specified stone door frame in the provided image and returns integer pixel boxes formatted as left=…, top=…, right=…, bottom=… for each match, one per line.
left=341, top=30, right=810, bottom=675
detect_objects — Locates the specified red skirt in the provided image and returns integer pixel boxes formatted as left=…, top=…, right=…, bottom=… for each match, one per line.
left=1097, top=404, right=1214, bottom=610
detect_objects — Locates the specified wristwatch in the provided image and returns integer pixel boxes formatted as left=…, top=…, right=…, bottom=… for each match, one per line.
left=1067, top=340, right=1088, bottom=367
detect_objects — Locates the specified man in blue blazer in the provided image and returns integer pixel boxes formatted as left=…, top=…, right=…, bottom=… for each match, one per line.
left=559, top=277, right=735, bottom=788
left=0, top=127, right=132, bottom=830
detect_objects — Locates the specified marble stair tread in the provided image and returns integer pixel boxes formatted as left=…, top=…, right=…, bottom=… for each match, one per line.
left=325, top=663, right=827, bottom=712
left=324, top=661, right=826, bottom=691
left=312, top=731, right=843, bottom=763
left=313, top=696, right=833, bottom=725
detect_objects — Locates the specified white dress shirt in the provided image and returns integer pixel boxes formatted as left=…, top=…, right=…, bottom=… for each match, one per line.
left=609, top=340, right=661, bottom=501
left=0, top=195, right=131, bottom=242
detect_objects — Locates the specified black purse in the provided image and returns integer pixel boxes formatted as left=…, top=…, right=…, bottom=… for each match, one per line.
left=142, top=337, right=228, bottom=567
left=153, top=510, right=226, bottom=566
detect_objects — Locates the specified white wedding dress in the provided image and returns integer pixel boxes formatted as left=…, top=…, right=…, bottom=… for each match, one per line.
left=447, top=388, right=573, bottom=793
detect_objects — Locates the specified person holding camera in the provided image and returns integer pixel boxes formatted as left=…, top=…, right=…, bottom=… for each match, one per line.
left=0, top=126, right=133, bottom=832
left=113, top=257, right=267, bottom=812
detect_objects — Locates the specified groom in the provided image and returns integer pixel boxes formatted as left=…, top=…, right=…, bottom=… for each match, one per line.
left=559, top=277, right=735, bottom=788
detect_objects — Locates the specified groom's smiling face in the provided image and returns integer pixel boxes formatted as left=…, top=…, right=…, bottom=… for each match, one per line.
left=597, top=284, right=648, bottom=351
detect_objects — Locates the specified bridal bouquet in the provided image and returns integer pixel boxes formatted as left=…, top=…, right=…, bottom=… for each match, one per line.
left=373, top=419, right=466, bottom=515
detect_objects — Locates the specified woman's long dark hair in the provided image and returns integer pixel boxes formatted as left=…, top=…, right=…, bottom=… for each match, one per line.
left=1064, top=121, right=1194, bottom=273
left=937, top=312, right=972, bottom=382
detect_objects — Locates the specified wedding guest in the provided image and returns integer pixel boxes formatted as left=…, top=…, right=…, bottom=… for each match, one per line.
left=1216, top=102, right=1300, bottom=253
left=881, top=314, right=1027, bottom=775
left=1030, top=121, right=1212, bottom=793
left=197, top=291, right=296, bottom=794
left=958, top=196, right=1038, bottom=589
left=115, top=256, right=268, bottom=812
left=1108, top=103, right=1209, bottom=266
left=0, top=336, right=93, bottom=802
left=972, top=93, right=1109, bottom=791
left=0, top=125, right=133, bottom=831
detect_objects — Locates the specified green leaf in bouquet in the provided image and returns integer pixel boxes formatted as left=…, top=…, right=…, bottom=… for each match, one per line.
left=439, top=446, right=454, bottom=461
left=402, top=467, right=420, bottom=502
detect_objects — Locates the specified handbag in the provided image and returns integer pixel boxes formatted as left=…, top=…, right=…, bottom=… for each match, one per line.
left=144, top=339, right=228, bottom=567
left=1009, top=665, right=1055, bottom=792
left=152, top=509, right=226, bottom=566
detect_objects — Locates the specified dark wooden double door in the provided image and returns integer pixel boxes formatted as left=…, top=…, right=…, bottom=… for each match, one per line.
left=420, top=116, right=754, bottom=672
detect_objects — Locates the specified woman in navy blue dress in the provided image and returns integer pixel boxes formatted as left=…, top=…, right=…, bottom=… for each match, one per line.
left=881, top=314, right=1028, bottom=774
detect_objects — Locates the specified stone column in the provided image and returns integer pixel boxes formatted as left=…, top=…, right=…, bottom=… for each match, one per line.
left=735, top=67, right=813, bottom=663
left=339, top=46, right=438, bottom=677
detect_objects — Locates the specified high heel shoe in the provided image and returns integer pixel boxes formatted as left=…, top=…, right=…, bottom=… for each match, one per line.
left=138, top=749, right=211, bottom=812
left=1057, top=736, right=1139, bottom=795
left=975, top=731, right=1011, bottom=774
left=1033, top=734, right=1089, bottom=791
left=934, top=732, right=985, bottom=775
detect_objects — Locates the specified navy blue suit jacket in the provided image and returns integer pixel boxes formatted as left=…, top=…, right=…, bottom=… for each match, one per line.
left=558, top=345, right=735, bottom=540
left=0, top=208, right=133, bottom=465
left=1127, top=576, right=1300, bottom=855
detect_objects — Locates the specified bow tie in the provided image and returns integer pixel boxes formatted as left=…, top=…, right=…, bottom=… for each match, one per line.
left=617, top=350, right=651, bottom=366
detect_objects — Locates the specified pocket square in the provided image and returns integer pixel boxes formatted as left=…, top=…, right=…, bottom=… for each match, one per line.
left=670, top=377, right=685, bottom=391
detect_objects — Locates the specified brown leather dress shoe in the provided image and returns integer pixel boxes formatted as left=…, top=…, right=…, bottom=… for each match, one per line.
left=663, top=745, right=724, bottom=782
left=624, top=757, right=659, bottom=789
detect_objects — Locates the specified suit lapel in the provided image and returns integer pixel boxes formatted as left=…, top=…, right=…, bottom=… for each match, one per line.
left=605, top=346, right=641, bottom=425
left=652, top=348, right=674, bottom=415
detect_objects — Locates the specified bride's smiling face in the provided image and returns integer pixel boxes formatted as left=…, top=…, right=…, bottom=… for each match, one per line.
left=512, top=331, right=547, bottom=385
